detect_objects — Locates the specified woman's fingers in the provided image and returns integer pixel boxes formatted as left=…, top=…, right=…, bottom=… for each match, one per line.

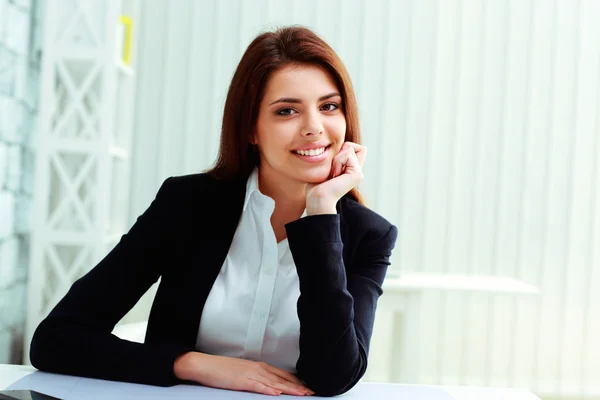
left=341, top=142, right=366, bottom=168
left=273, top=376, right=314, bottom=396
left=251, top=374, right=310, bottom=396
left=260, top=363, right=307, bottom=387
left=330, top=142, right=365, bottom=180
left=255, top=362, right=314, bottom=396
left=257, top=370, right=313, bottom=395
left=332, top=152, right=344, bottom=178
left=264, top=377, right=313, bottom=396
left=332, top=147, right=353, bottom=178
left=345, top=146, right=362, bottom=175
left=332, top=146, right=363, bottom=179
left=247, top=378, right=282, bottom=396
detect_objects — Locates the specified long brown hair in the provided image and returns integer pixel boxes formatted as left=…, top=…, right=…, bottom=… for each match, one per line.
left=207, top=25, right=365, bottom=205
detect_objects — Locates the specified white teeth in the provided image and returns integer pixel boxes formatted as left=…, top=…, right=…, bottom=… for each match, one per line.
left=295, top=147, right=326, bottom=156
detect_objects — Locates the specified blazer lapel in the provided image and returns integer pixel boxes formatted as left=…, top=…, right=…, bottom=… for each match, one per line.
left=178, top=178, right=246, bottom=347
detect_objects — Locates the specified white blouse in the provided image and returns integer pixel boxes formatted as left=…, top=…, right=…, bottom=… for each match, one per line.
left=195, top=169, right=305, bottom=372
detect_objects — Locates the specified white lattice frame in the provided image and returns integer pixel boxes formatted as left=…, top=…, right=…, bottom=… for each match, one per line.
left=24, top=0, right=138, bottom=359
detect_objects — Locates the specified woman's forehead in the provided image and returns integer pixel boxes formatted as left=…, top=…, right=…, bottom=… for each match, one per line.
left=263, top=65, right=339, bottom=100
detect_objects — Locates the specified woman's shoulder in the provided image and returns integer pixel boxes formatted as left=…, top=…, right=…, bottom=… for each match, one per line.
left=164, top=172, right=219, bottom=193
left=160, top=172, right=242, bottom=200
left=154, top=172, right=246, bottom=222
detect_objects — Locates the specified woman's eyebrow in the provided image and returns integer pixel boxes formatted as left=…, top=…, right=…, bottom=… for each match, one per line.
left=268, top=92, right=341, bottom=106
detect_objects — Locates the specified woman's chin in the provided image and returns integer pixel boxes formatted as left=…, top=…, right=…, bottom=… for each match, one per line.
left=298, top=168, right=331, bottom=184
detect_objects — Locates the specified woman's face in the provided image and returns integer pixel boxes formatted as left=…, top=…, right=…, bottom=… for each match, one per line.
left=254, top=64, right=346, bottom=185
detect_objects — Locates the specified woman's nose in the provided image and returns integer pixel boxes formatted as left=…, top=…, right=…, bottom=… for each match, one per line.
left=301, top=128, right=322, bottom=136
left=300, top=113, right=323, bottom=136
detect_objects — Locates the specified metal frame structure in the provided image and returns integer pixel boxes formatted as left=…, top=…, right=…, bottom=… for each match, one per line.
left=24, top=0, right=140, bottom=358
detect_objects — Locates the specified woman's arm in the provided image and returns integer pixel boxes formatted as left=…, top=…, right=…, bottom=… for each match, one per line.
left=30, top=178, right=195, bottom=386
left=285, top=213, right=398, bottom=397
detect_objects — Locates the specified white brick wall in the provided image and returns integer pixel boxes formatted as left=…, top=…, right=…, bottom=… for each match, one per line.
left=0, top=0, right=40, bottom=364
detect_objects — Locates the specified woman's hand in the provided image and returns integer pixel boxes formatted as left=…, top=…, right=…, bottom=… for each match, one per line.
left=306, top=142, right=366, bottom=215
left=174, top=352, right=314, bottom=396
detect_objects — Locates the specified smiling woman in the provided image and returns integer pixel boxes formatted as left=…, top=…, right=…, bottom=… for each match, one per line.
left=29, top=26, right=397, bottom=398
left=210, top=26, right=365, bottom=206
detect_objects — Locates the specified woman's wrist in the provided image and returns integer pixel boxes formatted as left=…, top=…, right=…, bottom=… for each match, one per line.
left=174, top=351, right=209, bottom=381
left=306, top=196, right=337, bottom=215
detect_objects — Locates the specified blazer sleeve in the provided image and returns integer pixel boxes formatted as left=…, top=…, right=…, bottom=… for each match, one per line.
left=30, top=177, right=195, bottom=386
left=285, top=214, right=398, bottom=397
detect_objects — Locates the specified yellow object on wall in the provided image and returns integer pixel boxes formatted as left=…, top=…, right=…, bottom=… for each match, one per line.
left=120, top=15, right=133, bottom=65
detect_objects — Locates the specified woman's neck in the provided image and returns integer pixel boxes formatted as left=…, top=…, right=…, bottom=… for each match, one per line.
left=258, top=167, right=306, bottom=221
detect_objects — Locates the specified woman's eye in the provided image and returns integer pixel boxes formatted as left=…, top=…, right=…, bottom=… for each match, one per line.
left=276, top=108, right=297, bottom=116
left=321, top=103, right=339, bottom=112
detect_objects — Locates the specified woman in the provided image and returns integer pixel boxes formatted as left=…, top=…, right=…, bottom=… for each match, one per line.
left=30, top=26, right=398, bottom=397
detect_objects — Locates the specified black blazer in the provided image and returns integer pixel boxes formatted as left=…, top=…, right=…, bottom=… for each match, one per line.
left=30, top=173, right=398, bottom=397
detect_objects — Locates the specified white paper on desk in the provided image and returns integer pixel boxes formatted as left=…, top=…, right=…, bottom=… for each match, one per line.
left=8, top=372, right=456, bottom=399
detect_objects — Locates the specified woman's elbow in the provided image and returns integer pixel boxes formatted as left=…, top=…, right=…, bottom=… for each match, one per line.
left=297, top=358, right=366, bottom=397
left=305, top=377, right=361, bottom=397
left=312, top=386, right=354, bottom=397
left=29, top=319, right=67, bottom=372
left=29, top=322, right=52, bottom=369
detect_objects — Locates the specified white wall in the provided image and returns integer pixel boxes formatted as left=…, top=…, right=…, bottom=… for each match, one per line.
left=130, top=0, right=600, bottom=398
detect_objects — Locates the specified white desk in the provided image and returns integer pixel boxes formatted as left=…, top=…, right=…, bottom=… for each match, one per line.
left=366, top=273, right=539, bottom=383
left=382, top=274, right=539, bottom=294
left=0, top=364, right=540, bottom=399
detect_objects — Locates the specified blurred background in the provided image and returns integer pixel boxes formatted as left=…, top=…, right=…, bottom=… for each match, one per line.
left=1, top=0, right=599, bottom=399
